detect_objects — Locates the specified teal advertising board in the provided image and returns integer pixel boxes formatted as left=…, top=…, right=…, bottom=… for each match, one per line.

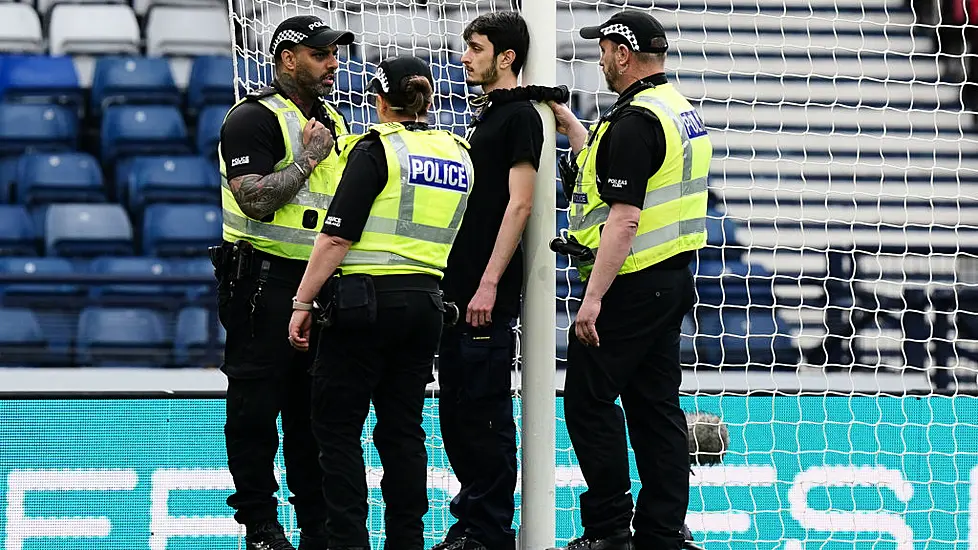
left=0, top=395, right=976, bottom=549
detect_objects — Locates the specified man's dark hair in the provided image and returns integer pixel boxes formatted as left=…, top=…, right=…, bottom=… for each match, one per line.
left=462, top=11, right=531, bottom=76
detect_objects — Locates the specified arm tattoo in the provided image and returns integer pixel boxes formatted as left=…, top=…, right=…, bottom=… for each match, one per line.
left=229, top=162, right=308, bottom=220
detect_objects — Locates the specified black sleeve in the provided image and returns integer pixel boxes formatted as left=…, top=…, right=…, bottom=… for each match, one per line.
left=220, top=101, right=287, bottom=180
left=595, top=111, right=666, bottom=208
left=320, top=137, right=388, bottom=241
left=506, top=103, right=545, bottom=171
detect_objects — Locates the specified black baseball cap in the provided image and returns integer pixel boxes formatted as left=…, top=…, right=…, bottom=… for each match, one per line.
left=580, top=10, right=669, bottom=53
left=269, top=15, right=355, bottom=58
left=367, top=55, right=434, bottom=95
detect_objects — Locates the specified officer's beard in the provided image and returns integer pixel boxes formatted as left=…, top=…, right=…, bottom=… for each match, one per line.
left=296, top=63, right=333, bottom=98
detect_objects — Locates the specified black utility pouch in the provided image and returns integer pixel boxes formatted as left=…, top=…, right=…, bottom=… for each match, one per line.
left=326, top=273, right=377, bottom=328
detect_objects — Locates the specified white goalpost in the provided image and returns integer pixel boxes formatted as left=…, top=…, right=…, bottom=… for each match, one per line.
left=227, top=0, right=978, bottom=548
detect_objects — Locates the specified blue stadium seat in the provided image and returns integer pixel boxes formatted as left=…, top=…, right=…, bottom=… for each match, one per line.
left=429, top=55, right=467, bottom=99
left=15, top=152, right=105, bottom=205
left=196, top=104, right=230, bottom=160
left=173, top=307, right=225, bottom=366
left=0, top=156, right=17, bottom=202
left=702, top=207, right=739, bottom=261
left=45, top=203, right=133, bottom=257
left=0, top=257, right=80, bottom=302
left=90, top=56, right=180, bottom=116
left=342, top=104, right=380, bottom=135
left=169, top=257, right=215, bottom=300
left=142, top=203, right=221, bottom=257
left=234, top=55, right=273, bottom=98
left=0, top=307, right=45, bottom=366
left=694, top=259, right=776, bottom=307
left=0, top=204, right=36, bottom=255
left=76, top=307, right=167, bottom=367
left=680, top=313, right=696, bottom=365
left=0, top=55, right=83, bottom=112
left=126, top=155, right=220, bottom=213
left=334, top=57, right=375, bottom=107
left=187, top=55, right=235, bottom=114
left=0, top=104, right=78, bottom=154
left=100, top=105, right=190, bottom=165
left=696, top=308, right=799, bottom=366
left=87, top=256, right=180, bottom=302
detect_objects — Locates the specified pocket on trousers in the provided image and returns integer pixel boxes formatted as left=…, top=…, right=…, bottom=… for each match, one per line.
left=458, top=327, right=514, bottom=402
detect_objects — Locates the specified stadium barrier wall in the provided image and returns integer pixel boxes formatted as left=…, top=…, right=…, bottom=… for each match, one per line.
left=0, top=392, right=975, bottom=549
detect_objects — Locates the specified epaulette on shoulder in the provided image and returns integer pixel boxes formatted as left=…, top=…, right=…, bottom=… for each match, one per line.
left=449, top=132, right=471, bottom=149
left=371, top=122, right=404, bottom=136
left=245, top=86, right=278, bottom=101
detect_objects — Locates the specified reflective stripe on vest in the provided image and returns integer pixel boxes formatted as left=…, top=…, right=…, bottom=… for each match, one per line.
left=219, top=93, right=347, bottom=260
left=338, top=123, right=474, bottom=275
left=568, top=85, right=711, bottom=278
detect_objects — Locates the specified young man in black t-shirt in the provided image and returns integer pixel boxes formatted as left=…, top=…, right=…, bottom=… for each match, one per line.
left=434, top=11, right=544, bottom=550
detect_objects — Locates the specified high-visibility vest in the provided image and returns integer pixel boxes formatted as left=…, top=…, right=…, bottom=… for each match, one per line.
left=219, top=89, right=348, bottom=261
left=568, top=83, right=712, bottom=280
left=328, top=122, right=475, bottom=279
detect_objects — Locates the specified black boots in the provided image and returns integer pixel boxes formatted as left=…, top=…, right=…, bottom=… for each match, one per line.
left=246, top=521, right=296, bottom=550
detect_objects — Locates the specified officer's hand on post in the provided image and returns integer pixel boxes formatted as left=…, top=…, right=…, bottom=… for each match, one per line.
left=574, top=296, right=602, bottom=347
left=288, top=310, right=312, bottom=352
left=301, top=117, right=334, bottom=170
left=466, top=282, right=497, bottom=328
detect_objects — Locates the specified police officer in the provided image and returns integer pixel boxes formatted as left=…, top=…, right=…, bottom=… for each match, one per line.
left=547, top=10, right=711, bottom=550
left=215, top=14, right=353, bottom=550
left=434, top=11, right=543, bottom=550
left=286, top=55, right=474, bottom=550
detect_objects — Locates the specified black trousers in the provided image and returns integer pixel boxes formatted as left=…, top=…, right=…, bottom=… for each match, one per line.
left=310, top=274, right=445, bottom=550
left=564, top=266, right=695, bottom=550
left=219, top=251, right=325, bottom=529
left=438, top=320, right=518, bottom=550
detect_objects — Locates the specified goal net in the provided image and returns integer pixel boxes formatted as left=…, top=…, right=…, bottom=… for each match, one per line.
left=228, top=0, right=978, bottom=547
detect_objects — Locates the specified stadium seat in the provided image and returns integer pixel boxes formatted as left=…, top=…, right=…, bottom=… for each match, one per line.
left=45, top=203, right=134, bottom=257
left=173, top=307, right=225, bottom=366
left=696, top=308, right=800, bottom=366
left=702, top=208, right=740, bottom=261
left=0, top=104, right=78, bottom=154
left=0, top=204, right=37, bottom=255
left=234, top=55, right=274, bottom=98
left=38, top=0, right=126, bottom=18
left=196, top=104, right=230, bottom=159
left=90, top=56, right=180, bottom=116
left=0, top=156, right=17, bottom=202
left=0, top=257, right=80, bottom=302
left=169, top=256, right=215, bottom=300
left=187, top=55, right=235, bottom=115
left=144, top=7, right=232, bottom=57
left=133, top=0, right=223, bottom=18
left=0, top=307, right=46, bottom=366
left=429, top=54, right=467, bottom=99
left=87, top=256, right=183, bottom=303
left=48, top=4, right=140, bottom=56
left=100, top=105, right=191, bottom=164
left=0, top=4, right=43, bottom=54
left=76, top=307, right=167, bottom=366
left=142, top=203, right=221, bottom=257
left=694, top=259, right=776, bottom=307
left=0, top=55, right=83, bottom=111
left=15, top=152, right=106, bottom=205
left=126, top=155, right=220, bottom=214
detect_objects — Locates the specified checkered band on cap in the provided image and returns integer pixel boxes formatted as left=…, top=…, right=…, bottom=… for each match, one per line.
left=601, top=23, right=639, bottom=51
left=374, top=67, right=390, bottom=93
left=271, top=30, right=308, bottom=54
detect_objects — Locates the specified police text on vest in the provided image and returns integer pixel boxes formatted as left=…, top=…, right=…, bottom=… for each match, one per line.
left=407, top=155, right=469, bottom=192
left=679, top=110, right=708, bottom=139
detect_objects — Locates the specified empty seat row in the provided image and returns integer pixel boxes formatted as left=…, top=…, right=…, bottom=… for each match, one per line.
left=0, top=203, right=221, bottom=257
left=0, top=153, right=220, bottom=212
left=0, top=306, right=224, bottom=368
left=0, top=4, right=230, bottom=57
left=0, top=103, right=228, bottom=162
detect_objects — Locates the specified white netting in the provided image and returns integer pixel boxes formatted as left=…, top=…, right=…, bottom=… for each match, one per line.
left=229, top=0, right=978, bottom=547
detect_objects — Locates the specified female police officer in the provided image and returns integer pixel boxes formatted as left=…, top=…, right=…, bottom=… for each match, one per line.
left=287, top=54, right=475, bottom=550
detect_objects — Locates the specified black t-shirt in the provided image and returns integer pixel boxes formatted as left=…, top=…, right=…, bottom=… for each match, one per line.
left=440, top=99, right=544, bottom=322
left=220, top=83, right=343, bottom=180
left=592, top=73, right=693, bottom=270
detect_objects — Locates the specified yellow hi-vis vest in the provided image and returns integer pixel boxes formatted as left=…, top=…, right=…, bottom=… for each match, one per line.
left=328, top=122, right=475, bottom=279
left=568, top=83, right=712, bottom=280
left=218, top=89, right=348, bottom=261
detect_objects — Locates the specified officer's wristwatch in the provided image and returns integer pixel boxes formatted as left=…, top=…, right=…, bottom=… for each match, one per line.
left=292, top=296, right=314, bottom=311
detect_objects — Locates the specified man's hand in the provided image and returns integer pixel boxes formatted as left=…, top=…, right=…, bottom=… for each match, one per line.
left=574, top=295, right=601, bottom=347
left=299, top=117, right=334, bottom=171
left=547, top=101, right=587, bottom=154
left=288, top=309, right=312, bottom=352
left=466, top=281, right=497, bottom=327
